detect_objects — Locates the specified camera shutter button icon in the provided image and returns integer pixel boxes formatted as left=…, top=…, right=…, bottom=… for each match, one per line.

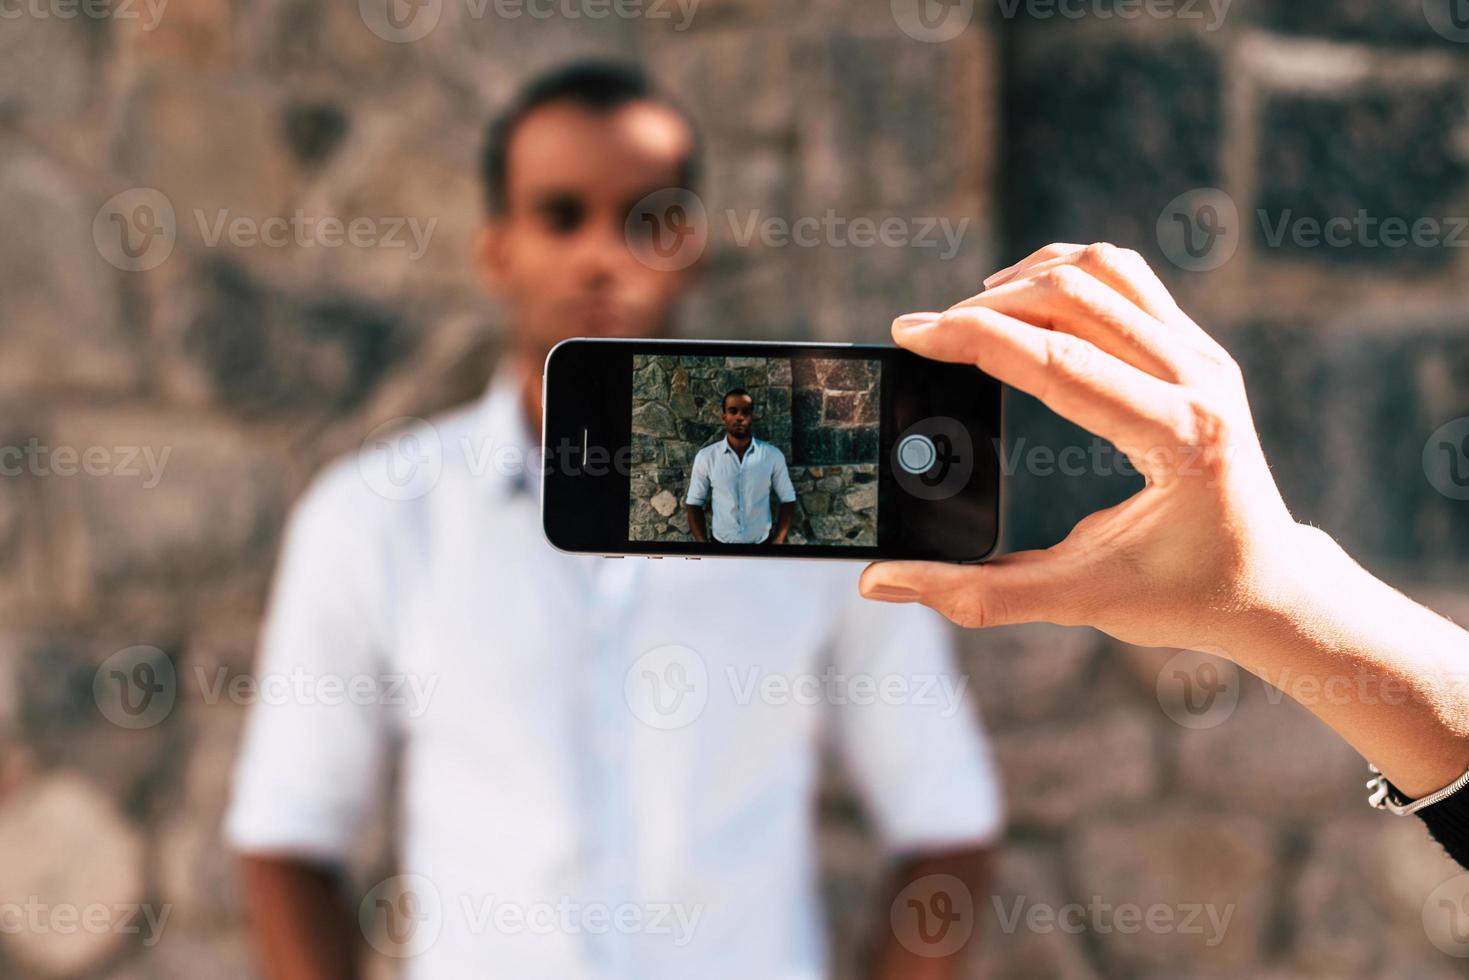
left=893, top=418, right=974, bottom=500
left=897, top=434, right=938, bottom=475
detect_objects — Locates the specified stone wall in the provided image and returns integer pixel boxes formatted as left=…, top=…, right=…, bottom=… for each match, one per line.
left=2, top=2, right=1468, bottom=979
left=629, top=355, right=878, bottom=545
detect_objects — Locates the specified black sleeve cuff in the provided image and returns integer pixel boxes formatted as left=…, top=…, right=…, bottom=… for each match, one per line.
left=1418, top=790, right=1469, bottom=869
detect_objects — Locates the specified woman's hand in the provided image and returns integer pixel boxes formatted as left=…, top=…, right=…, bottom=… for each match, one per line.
left=860, top=242, right=1309, bottom=651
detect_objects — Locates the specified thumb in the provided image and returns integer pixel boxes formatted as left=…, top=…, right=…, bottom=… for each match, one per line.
left=859, top=550, right=1082, bottom=629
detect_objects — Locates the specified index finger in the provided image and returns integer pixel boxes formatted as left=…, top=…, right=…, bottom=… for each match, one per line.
left=893, top=308, right=1190, bottom=462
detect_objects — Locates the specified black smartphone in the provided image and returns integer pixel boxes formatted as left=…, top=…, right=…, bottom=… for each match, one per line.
left=541, top=338, right=1002, bottom=562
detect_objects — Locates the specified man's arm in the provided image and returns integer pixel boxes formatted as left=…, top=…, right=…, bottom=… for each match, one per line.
left=869, top=847, right=995, bottom=980
left=687, top=504, right=709, bottom=542
left=769, top=500, right=795, bottom=544
left=225, top=464, right=395, bottom=979
left=684, top=451, right=711, bottom=542
left=769, top=451, right=797, bottom=544
left=240, top=856, right=358, bottom=980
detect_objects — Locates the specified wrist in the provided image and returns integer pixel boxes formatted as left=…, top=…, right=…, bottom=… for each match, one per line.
left=1201, top=522, right=1350, bottom=666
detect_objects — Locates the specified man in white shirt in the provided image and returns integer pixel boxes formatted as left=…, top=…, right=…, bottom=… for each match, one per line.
left=227, top=61, right=1003, bottom=980
left=685, top=388, right=798, bottom=545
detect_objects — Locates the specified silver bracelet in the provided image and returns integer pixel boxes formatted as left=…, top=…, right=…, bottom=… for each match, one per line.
left=1367, top=763, right=1469, bottom=817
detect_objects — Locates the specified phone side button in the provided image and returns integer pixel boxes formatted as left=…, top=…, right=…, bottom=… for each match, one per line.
left=605, top=555, right=624, bottom=559
left=646, top=556, right=662, bottom=560
left=684, top=557, right=700, bottom=560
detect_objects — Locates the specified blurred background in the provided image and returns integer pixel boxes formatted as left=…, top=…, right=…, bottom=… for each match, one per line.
left=3, top=0, right=1469, bottom=977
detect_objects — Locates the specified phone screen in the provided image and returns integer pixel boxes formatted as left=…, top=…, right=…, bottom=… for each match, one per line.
left=543, top=339, right=1001, bottom=562
left=630, top=351, right=884, bottom=549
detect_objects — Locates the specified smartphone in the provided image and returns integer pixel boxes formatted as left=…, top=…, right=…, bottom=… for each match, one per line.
left=541, top=338, right=1002, bottom=562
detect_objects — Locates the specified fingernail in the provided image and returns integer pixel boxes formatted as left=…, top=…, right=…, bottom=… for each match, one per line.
left=863, top=585, right=920, bottom=603
left=983, top=264, right=1017, bottom=289
left=892, top=312, right=940, bottom=332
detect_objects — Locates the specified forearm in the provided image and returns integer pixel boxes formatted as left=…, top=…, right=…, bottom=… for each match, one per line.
left=772, top=502, right=795, bottom=543
left=240, top=856, right=359, bottom=980
left=868, top=847, right=993, bottom=980
left=1218, top=523, right=1469, bottom=798
left=686, top=506, right=708, bottom=542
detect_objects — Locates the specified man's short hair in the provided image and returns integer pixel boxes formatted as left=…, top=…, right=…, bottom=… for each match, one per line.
left=480, top=60, right=701, bottom=216
left=722, top=388, right=752, bottom=411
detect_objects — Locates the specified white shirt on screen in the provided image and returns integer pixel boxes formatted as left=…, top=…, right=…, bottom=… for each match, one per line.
left=684, top=436, right=797, bottom=544
left=225, top=371, right=1004, bottom=980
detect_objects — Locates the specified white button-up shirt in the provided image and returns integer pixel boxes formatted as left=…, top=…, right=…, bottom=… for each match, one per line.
left=226, top=372, right=1003, bottom=980
left=684, top=437, right=798, bottom=544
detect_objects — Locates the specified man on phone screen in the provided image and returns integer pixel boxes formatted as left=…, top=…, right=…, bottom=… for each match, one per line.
left=685, top=388, right=797, bottom=545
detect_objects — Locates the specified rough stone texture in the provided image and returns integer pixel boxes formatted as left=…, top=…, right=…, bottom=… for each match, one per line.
left=4, top=3, right=1469, bottom=978
left=1174, top=683, right=1365, bottom=816
left=0, top=774, right=147, bottom=977
left=1256, top=84, right=1469, bottom=269
left=629, top=354, right=880, bottom=545
left=994, top=712, right=1158, bottom=829
left=1070, top=811, right=1277, bottom=975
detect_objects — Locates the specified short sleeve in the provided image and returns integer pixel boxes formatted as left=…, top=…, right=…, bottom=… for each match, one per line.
left=684, top=450, right=711, bottom=507
left=824, top=583, right=1004, bottom=852
left=770, top=449, right=797, bottom=504
left=224, top=464, right=396, bottom=862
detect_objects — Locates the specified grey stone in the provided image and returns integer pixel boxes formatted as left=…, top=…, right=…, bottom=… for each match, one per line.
left=0, top=774, right=146, bottom=976
left=1069, top=810, right=1276, bottom=974
left=632, top=402, right=678, bottom=439
left=650, top=490, right=679, bottom=518
left=844, top=483, right=877, bottom=512
left=0, top=141, right=140, bottom=398
left=1256, top=84, right=1469, bottom=270
left=994, top=712, right=1157, bottom=828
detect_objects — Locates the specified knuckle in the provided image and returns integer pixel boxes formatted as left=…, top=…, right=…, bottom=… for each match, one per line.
left=1081, top=241, right=1120, bottom=269
left=1042, top=332, right=1097, bottom=380
left=1040, top=264, right=1092, bottom=302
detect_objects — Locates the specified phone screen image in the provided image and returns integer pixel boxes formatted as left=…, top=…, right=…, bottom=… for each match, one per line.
left=542, top=339, right=1000, bottom=562
left=629, top=353, right=882, bottom=548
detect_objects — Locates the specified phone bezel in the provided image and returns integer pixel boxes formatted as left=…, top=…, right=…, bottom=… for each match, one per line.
left=541, top=337, right=1003, bottom=563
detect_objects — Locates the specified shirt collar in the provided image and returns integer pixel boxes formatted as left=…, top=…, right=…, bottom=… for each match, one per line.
left=721, top=436, right=762, bottom=455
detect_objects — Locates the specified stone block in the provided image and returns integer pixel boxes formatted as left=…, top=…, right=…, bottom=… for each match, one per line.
left=1069, top=810, right=1277, bottom=974
left=0, top=141, right=141, bottom=398
left=956, top=623, right=1100, bottom=728
left=1256, top=84, right=1469, bottom=270
left=45, top=409, right=286, bottom=597
left=1004, top=35, right=1223, bottom=262
left=0, top=774, right=147, bottom=977
left=994, top=712, right=1158, bottom=828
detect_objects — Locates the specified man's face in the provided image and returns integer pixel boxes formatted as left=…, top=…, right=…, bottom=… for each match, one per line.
left=477, top=99, right=699, bottom=363
left=722, top=394, right=754, bottom=439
